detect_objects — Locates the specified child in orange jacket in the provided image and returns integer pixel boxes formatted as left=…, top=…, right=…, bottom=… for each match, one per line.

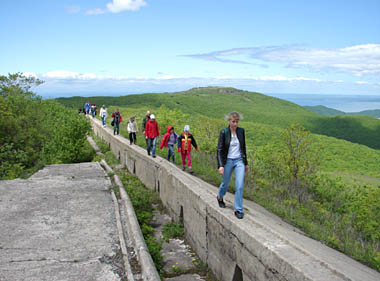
left=177, top=125, right=198, bottom=173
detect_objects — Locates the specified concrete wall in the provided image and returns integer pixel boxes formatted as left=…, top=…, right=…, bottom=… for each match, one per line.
left=91, top=118, right=380, bottom=281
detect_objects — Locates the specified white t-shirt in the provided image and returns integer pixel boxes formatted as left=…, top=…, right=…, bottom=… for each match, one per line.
left=227, top=134, right=241, bottom=159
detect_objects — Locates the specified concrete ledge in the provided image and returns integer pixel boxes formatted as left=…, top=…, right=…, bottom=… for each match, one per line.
left=91, top=117, right=380, bottom=281
left=100, top=160, right=160, bottom=281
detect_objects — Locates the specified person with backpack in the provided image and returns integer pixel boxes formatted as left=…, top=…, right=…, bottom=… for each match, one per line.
left=144, top=114, right=160, bottom=157
left=111, top=108, right=123, bottom=135
left=177, top=125, right=198, bottom=174
left=216, top=112, right=248, bottom=219
left=100, top=105, right=107, bottom=127
left=127, top=116, right=138, bottom=145
left=160, top=126, right=178, bottom=163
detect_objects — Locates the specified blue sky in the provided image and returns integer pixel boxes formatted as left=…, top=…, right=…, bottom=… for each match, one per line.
left=1, top=0, right=379, bottom=97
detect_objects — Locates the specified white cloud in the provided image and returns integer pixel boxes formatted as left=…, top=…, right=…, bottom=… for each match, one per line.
left=34, top=70, right=380, bottom=97
left=65, top=5, right=81, bottom=14
left=23, top=72, right=37, bottom=78
left=86, top=8, right=105, bottom=15
left=184, top=44, right=380, bottom=77
left=107, top=0, right=147, bottom=12
left=86, top=0, right=147, bottom=15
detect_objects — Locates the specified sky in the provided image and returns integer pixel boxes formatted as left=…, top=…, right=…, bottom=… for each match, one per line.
left=1, top=0, right=380, bottom=98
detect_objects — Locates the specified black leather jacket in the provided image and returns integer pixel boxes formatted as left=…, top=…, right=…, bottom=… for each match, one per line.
left=217, top=127, right=247, bottom=168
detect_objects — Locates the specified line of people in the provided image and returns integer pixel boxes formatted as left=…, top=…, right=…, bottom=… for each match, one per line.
left=99, top=106, right=248, bottom=219
left=79, top=101, right=98, bottom=119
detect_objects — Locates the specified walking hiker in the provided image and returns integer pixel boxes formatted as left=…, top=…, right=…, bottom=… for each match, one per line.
left=142, top=110, right=150, bottom=145
left=111, top=108, right=123, bottom=135
left=177, top=125, right=198, bottom=174
left=85, top=101, right=91, bottom=114
left=144, top=114, right=159, bottom=158
left=216, top=112, right=248, bottom=219
left=100, top=105, right=107, bottom=127
left=127, top=116, right=138, bottom=145
left=160, top=126, right=178, bottom=163
left=91, top=104, right=96, bottom=118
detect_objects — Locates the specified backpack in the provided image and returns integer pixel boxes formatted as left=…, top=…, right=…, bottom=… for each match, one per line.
left=114, top=112, right=120, bottom=123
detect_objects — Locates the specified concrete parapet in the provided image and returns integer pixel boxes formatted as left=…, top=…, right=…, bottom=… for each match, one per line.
left=91, top=118, right=380, bottom=281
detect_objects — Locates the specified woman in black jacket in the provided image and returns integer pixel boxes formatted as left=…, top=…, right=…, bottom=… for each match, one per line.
left=217, top=112, right=248, bottom=219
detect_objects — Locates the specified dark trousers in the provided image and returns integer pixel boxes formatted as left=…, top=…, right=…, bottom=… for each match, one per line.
left=129, top=132, right=136, bottom=144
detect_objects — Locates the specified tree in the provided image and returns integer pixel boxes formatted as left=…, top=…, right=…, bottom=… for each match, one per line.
left=0, top=72, right=43, bottom=98
left=281, top=124, right=320, bottom=200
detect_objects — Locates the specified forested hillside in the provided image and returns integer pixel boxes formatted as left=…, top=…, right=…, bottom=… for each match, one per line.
left=306, top=105, right=380, bottom=118
left=0, top=73, right=94, bottom=179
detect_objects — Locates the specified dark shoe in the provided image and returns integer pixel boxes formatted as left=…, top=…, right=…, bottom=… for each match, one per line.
left=147, top=151, right=150, bottom=156
left=182, top=167, right=186, bottom=171
left=152, top=155, right=156, bottom=158
left=234, top=211, right=244, bottom=219
left=189, top=168, right=194, bottom=174
left=217, top=197, right=225, bottom=208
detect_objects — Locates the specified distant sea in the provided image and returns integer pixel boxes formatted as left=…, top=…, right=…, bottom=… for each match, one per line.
left=265, top=93, right=380, bottom=113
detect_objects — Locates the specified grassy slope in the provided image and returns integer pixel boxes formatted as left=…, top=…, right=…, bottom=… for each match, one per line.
left=56, top=87, right=380, bottom=177
left=304, top=105, right=346, bottom=116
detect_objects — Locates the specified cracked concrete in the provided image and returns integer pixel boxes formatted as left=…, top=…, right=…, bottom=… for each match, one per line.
left=0, top=162, right=122, bottom=281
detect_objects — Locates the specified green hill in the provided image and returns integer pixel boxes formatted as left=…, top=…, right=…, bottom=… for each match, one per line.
left=56, top=87, right=380, bottom=150
left=304, top=105, right=345, bottom=116
left=350, top=109, right=380, bottom=118
left=305, top=105, right=380, bottom=118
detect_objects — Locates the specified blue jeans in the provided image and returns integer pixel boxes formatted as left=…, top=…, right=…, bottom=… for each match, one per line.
left=168, top=144, right=176, bottom=163
left=218, top=158, right=245, bottom=212
left=113, top=122, right=120, bottom=135
left=147, top=137, right=157, bottom=156
left=102, top=115, right=106, bottom=126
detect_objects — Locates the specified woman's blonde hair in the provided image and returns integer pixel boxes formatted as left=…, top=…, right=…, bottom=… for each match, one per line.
left=225, top=111, right=243, bottom=121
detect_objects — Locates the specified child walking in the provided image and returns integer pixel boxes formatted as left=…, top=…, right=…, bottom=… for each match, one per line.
left=127, top=116, right=138, bottom=144
left=177, top=125, right=198, bottom=174
left=160, top=126, right=178, bottom=163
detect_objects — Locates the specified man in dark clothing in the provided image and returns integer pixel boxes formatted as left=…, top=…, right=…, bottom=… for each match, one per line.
left=142, top=110, right=150, bottom=145
left=112, top=108, right=123, bottom=135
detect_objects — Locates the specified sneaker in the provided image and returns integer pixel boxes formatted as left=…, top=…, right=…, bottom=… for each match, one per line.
left=217, top=197, right=225, bottom=208
left=147, top=151, right=150, bottom=156
left=189, top=167, right=194, bottom=174
left=234, top=210, right=244, bottom=219
left=182, top=167, right=186, bottom=171
left=152, top=155, right=156, bottom=158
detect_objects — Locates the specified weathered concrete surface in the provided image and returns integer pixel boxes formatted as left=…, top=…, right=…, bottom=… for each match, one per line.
left=0, top=162, right=122, bottom=281
left=91, top=117, right=380, bottom=281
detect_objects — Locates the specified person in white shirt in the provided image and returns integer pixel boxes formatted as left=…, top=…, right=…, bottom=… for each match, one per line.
left=100, top=105, right=107, bottom=127
left=127, top=116, right=138, bottom=145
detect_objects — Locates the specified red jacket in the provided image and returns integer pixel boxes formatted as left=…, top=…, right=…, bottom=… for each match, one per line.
left=160, top=126, right=178, bottom=149
left=144, top=120, right=160, bottom=138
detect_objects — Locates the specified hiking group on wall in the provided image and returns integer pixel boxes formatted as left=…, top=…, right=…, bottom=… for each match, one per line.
left=96, top=106, right=248, bottom=220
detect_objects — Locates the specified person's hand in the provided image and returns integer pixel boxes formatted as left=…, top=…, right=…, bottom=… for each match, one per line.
left=218, top=167, right=224, bottom=175
left=245, top=165, right=248, bottom=173
left=145, top=136, right=148, bottom=139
